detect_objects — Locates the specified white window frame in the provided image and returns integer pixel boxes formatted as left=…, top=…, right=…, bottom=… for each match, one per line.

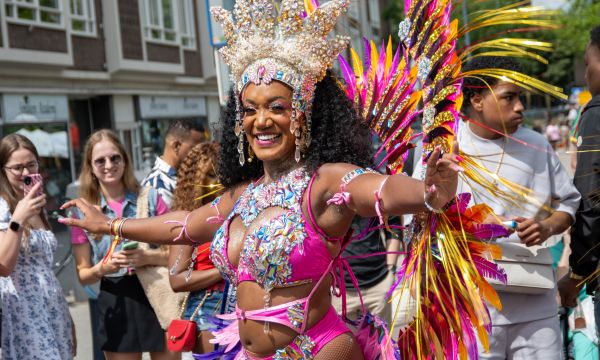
left=141, top=0, right=179, bottom=45
left=178, top=0, right=196, bottom=50
left=70, top=0, right=96, bottom=36
left=5, top=0, right=64, bottom=29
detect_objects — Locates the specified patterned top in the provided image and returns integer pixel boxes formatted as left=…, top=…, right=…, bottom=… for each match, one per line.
left=210, top=167, right=333, bottom=296
left=141, top=156, right=177, bottom=208
left=0, top=198, right=73, bottom=359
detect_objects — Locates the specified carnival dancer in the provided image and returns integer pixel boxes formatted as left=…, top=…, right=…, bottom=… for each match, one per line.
left=458, top=57, right=580, bottom=359
left=58, top=0, right=463, bottom=358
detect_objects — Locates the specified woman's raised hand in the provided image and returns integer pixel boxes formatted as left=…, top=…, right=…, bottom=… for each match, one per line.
left=423, top=142, right=463, bottom=211
left=12, top=182, right=46, bottom=223
left=59, top=198, right=110, bottom=234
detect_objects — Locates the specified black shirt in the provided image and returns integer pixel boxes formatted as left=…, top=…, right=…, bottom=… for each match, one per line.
left=570, top=95, right=600, bottom=292
left=341, top=217, right=401, bottom=289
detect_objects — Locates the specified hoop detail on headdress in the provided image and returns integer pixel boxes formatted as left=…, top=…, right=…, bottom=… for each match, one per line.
left=211, top=0, right=350, bottom=164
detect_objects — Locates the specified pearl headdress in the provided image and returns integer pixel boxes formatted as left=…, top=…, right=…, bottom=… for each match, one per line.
left=211, top=0, right=351, bottom=164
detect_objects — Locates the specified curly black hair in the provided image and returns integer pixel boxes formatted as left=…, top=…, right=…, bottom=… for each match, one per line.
left=461, top=56, right=523, bottom=113
left=591, top=24, right=600, bottom=51
left=217, top=71, right=373, bottom=188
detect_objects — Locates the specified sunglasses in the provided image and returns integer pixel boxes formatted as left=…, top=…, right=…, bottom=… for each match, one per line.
left=92, top=154, right=123, bottom=168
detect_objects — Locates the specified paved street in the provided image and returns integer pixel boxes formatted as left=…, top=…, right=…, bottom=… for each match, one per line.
left=70, top=301, right=94, bottom=360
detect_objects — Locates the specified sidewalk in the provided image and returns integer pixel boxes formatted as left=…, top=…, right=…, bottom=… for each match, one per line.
left=70, top=301, right=94, bottom=360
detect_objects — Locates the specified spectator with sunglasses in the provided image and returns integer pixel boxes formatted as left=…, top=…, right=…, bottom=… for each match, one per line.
left=0, top=134, right=75, bottom=359
left=69, top=129, right=178, bottom=360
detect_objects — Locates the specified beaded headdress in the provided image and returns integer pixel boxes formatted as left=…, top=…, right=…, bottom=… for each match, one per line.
left=211, top=0, right=350, bottom=164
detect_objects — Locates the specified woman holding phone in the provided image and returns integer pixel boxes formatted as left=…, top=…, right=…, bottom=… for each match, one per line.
left=69, top=129, right=178, bottom=360
left=0, top=133, right=75, bottom=359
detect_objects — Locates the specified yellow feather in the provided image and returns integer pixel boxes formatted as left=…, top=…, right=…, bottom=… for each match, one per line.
left=385, top=36, right=393, bottom=75
left=304, top=0, right=315, bottom=16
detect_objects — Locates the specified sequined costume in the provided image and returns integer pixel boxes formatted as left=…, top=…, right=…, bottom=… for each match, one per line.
left=208, top=167, right=353, bottom=359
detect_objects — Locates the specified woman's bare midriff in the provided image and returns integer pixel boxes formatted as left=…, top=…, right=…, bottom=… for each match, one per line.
left=236, top=276, right=334, bottom=356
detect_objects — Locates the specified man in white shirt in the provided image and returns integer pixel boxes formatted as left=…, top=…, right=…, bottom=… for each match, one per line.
left=458, top=56, right=581, bottom=359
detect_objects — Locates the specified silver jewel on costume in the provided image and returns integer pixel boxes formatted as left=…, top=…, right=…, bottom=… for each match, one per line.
left=417, top=57, right=432, bottom=82
left=398, top=18, right=411, bottom=45
left=423, top=104, right=436, bottom=129
left=287, top=302, right=305, bottom=329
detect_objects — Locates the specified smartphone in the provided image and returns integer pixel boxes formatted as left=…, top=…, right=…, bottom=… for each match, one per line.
left=121, top=241, right=139, bottom=250
left=23, top=174, right=44, bottom=197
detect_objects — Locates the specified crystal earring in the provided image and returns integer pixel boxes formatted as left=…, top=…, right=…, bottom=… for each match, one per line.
left=235, top=95, right=245, bottom=166
left=235, top=122, right=245, bottom=166
left=290, top=109, right=302, bottom=162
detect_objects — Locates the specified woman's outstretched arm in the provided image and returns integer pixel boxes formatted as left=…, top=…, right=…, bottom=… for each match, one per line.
left=312, top=144, right=462, bottom=232
left=60, top=187, right=243, bottom=245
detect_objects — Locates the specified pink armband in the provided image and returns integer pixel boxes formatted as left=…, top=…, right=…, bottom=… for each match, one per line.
left=374, top=176, right=391, bottom=226
left=165, top=212, right=198, bottom=243
left=206, top=196, right=225, bottom=224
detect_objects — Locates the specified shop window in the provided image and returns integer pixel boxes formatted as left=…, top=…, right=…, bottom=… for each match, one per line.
left=69, top=0, right=96, bottom=36
left=5, top=0, right=63, bottom=28
left=178, top=0, right=195, bottom=50
left=142, top=0, right=178, bottom=44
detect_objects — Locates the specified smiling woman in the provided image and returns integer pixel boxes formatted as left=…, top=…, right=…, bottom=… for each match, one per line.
left=68, top=129, right=179, bottom=360
left=219, top=72, right=373, bottom=189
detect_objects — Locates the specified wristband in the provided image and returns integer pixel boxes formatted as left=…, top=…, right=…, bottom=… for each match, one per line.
left=424, top=192, right=444, bottom=214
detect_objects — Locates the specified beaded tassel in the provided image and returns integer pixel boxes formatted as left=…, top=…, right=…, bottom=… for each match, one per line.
left=169, top=246, right=185, bottom=276
left=235, top=95, right=245, bottom=166
left=263, top=292, right=271, bottom=334
left=185, top=246, right=198, bottom=282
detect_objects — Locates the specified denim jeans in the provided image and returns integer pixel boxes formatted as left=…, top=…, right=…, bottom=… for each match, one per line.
left=184, top=289, right=226, bottom=331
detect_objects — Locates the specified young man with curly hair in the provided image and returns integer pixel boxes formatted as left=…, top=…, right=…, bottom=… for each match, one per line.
left=458, top=56, right=580, bottom=359
left=559, top=24, right=600, bottom=338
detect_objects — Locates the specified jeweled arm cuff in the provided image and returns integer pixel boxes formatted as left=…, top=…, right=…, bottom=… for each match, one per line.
left=327, top=167, right=378, bottom=206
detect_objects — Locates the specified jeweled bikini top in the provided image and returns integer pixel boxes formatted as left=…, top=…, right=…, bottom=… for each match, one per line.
left=209, top=166, right=334, bottom=295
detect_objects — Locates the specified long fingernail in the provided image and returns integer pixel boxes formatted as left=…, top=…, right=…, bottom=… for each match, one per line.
left=57, top=218, right=67, bottom=224
left=429, top=184, right=436, bottom=193
left=455, top=155, right=464, bottom=162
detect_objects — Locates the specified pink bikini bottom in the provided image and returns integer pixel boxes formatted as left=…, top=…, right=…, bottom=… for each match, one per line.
left=235, top=306, right=350, bottom=360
